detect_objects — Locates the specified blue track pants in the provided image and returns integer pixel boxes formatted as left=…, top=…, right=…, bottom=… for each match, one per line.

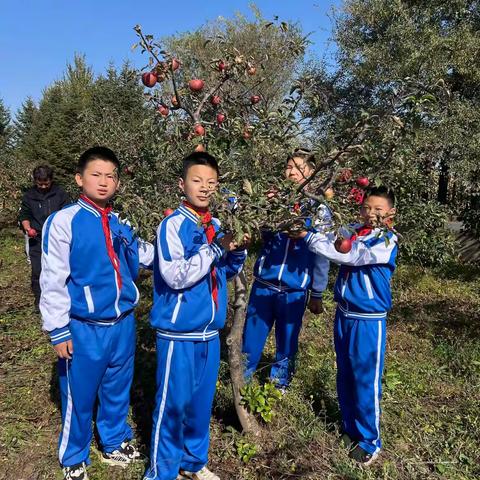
left=242, top=281, right=307, bottom=387
left=57, top=314, right=135, bottom=467
left=334, top=308, right=387, bottom=454
left=144, top=336, right=220, bottom=480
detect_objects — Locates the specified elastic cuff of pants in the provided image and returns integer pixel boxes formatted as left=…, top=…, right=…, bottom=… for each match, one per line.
left=180, top=462, right=205, bottom=473
left=49, top=326, right=72, bottom=345
left=358, top=441, right=380, bottom=455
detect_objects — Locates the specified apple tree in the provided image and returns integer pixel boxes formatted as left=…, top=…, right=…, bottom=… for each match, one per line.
left=122, top=9, right=439, bottom=437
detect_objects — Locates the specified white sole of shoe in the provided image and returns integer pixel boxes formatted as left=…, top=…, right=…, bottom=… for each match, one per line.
left=362, top=451, right=379, bottom=466
left=99, top=455, right=131, bottom=469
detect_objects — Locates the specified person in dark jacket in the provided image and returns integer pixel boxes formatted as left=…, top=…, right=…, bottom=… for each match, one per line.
left=18, top=165, right=70, bottom=309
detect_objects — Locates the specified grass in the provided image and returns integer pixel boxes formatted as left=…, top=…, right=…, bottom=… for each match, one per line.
left=1, top=227, right=479, bottom=479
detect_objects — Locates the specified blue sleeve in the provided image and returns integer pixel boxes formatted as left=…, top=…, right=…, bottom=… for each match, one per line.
left=223, top=249, right=247, bottom=280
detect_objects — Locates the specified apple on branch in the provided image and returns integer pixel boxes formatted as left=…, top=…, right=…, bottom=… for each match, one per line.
left=337, top=168, right=353, bottom=183
left=324, top=188, right=335, bottom=200
left=157, top=105, right=169, bottom=117
left=171, top=58, right=180, bottom=71
left=250, top=95, right=261, bottom=105
left=141, top=72, right=157, bottom=88
left=216, top=113, right=226, bottom=124
left=210, top=95, right=221, bottom=106
left=356, top=176, right=370, bottom=188
left=243, top=127, right=252, bottom=139
left=189, top=79, right=205, bottom=92
left=194, top=124, right=205, bottom=136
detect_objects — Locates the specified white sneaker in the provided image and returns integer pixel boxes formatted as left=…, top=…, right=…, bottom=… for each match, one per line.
left=179, top=466, right=220, bottom=480
left=101, top=440, right=141, bottom=468
left=63, top=462, right=88, bottom=480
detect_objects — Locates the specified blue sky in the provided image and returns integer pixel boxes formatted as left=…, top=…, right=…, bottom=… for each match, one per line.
left=0, top=1, right=341, bottom=115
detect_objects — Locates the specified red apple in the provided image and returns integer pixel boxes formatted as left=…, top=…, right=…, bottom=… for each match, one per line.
left=247, top=65, right=257, bottom=76
left=194, top=124, right=205, bottom=136
left=157, top=105, right=169, bottom=117
left=171, top=96, right=179, bottom=107
left=243, top=128, right=252, bottom=139
left=334, top=237, right=352, bottom=254
left=195, top=144, right=206, bottom=152
left=337, top=168, right=353, bottom=183
left=189, top=79, right=205, bottom=92
left=210, top=95, right=221, bottom=106
left=356, top=177, right=370, bottom=188
left=216, top=113, right=226, bottom=124
left=218, top=60, right=226, bottom=72
left=171, top=58, right=180, bottom=71
left=250, top=95, right=261, bottom=104
left=141, top=72, right=157, bottom=88
left=163, top=208, right=174, bottom=217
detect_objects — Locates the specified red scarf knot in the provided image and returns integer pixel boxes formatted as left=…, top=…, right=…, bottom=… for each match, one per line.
left=183, top=201, right=218, bottom=309
left=80, top=195, right=123, bottom=290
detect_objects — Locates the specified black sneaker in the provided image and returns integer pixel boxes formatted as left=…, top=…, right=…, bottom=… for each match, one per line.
left=348, top=444, right=379, bottom=465
left=101, top=441, right=141, bottom=468
left=63, top=462, right=88, bottom=480
left=339, top=433, right=356, bottom=451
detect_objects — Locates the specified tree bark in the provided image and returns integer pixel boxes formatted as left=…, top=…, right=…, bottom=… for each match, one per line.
left=226, top=271, right=262, bottom=436
left=438, top=158, right=449, bottom=205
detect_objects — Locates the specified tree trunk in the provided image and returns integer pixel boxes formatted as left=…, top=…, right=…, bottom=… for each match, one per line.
left=226, top=271, right=262, bottom=436
left=438, top=159, right=449, bottom=205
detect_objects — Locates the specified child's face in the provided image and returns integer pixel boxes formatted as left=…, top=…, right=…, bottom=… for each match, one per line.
left=179, top=164, right=218, bottom=209
left=360, top=195, right=396, bottom=227
left=75, top=159, right=120, bottom=207
left=285, top=157, right=313, bottom=184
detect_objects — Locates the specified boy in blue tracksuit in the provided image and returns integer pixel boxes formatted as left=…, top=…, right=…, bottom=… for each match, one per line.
left=40, top=147, right=154, bottom=480
left=299, top=186, right=398, bottom=465
left=145, top=152, right=248, bottom=480
left=242, top=150, right=330, bottom=388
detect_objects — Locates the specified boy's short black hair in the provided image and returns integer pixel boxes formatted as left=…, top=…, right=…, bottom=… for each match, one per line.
left=77, top=147, right=120, bottom=174
left=287, top=148, right=316, bottom=168
left=182, top=151, right=220, bottom=179
left=364, top=186, right=395, bottom=207
left=33, top=165, right=53, bottom=181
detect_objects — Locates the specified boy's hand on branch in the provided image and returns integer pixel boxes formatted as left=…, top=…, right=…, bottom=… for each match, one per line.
left=217, top=232, right=237, bottom=252
left=236, top=233, right=251, bottom=250
left=53, top=340, right=74, bottom=360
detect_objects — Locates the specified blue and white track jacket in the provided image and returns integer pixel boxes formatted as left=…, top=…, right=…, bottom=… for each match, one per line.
left=304, top=225, right=398, bottom=318
left=150, top=204, right=247, bottom=341
left=253, top=204, right=331, bottom=298
left=40, top=198, right=154, bottom=345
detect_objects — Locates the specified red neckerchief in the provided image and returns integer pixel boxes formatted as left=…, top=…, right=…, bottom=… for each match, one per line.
left=183, top=200, right=218, bottom=309
left=80, top=195, right=123, bottom=290
left=350, top=224, right=373, bottom=242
